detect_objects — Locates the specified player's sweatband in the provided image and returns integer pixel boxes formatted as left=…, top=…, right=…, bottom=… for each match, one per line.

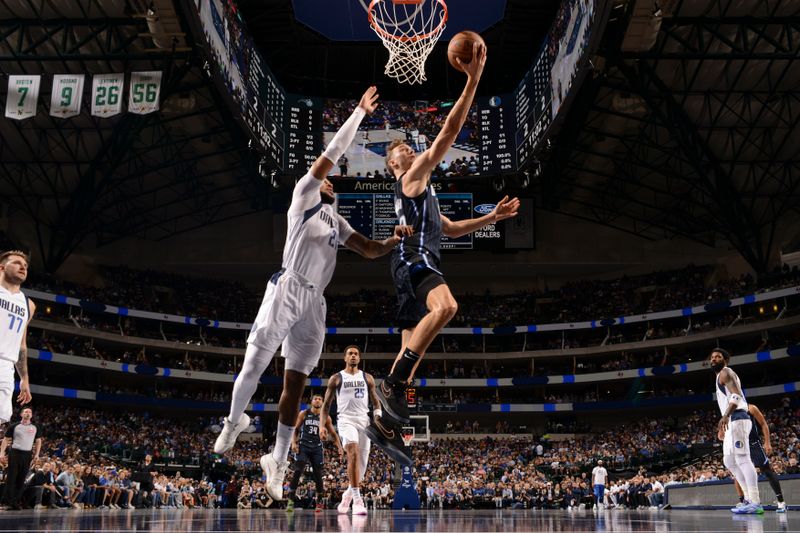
left=322, top=107, right=366, bottom=165
left=373, top=409, right=383, bottom=420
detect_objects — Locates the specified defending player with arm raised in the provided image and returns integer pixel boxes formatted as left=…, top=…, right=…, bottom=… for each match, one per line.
left=214, top=87, right=412, bottom=503
left=319, top=346, right=378, bottom=515
left=368, top=43, right=519, bottom=466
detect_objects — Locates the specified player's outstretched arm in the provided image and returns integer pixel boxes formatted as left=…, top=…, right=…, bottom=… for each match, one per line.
left=343, top=225, right=414, bottom=259
left=404, top=43, right=486, bottom=194
left=441, top=195, right=519, bottom=238
left=318, top=374, right=341, bottom=441
left=15, top=298, right=35, bottom=405
left=308, top=87, right=379, bottom=181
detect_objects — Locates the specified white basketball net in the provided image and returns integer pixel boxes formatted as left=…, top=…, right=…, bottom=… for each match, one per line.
left=367, top=0, right=448, bottom=85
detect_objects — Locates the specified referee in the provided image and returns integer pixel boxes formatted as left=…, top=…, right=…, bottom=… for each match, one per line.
left=0, top=406, right=43, bottom=509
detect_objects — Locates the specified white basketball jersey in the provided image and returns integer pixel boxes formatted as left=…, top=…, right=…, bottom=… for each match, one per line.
left=0, top=287, right=29, bottom=363
left=283, top=173, right=355, bottom=289
left=716, top=370, right=747, bottom=416
left=336, top=370, right=369, bottom=419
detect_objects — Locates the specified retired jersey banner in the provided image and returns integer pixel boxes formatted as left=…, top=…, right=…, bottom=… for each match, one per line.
left=128, top=71, right=162, bottom=114
left=5, top=75, right=41, bottom=120
left=91, top=73, right=124, bottom=117
left=49, top=74, right=85, bottom=118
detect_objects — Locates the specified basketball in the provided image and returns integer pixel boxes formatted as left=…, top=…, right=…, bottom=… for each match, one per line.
left=447, top=31, right=485, bottom=72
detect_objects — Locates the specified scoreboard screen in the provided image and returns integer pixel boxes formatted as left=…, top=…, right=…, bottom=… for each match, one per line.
left=285, top=95, right=323, bottom=172
left=336, top=192, right=474, bottom=250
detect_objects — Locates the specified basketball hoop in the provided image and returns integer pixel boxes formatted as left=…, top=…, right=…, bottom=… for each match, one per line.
left=401, top=427, right=415, bottom=447
left=368, top=0, right=448, bottom=85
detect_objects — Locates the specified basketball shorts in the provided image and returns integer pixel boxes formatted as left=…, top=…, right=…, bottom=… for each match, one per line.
left=247, top=269, right=326, bottom=376
left=749, top=441, right=769, bottom=468
left=295, top=445, right=324, bottom=466
left=0, top=359, right=14, bottom=423
left=338, top=415, right=371, bottom=450
left=392, top=262, right=446, bottom=330
left=723, top=413, right=752, bottom=457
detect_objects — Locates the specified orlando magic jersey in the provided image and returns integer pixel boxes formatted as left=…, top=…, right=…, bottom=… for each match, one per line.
left=299, top=410, right=322, bottom=449
left=0, top=287, right=29, bottom=363
left=391, top=176, right=443, bottom=275
left=336, top=370, right=369, bottom=420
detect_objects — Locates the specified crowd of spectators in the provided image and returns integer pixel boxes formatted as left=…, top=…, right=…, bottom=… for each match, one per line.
left=1, top=400, right=797, bottom=511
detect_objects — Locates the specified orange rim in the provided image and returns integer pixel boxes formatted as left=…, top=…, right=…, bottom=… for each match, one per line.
left=368, top=0, right=448, bottom=43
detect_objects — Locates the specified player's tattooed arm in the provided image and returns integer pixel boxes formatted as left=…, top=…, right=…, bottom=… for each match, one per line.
left=319, top=374, right=341, bottom=441
left=365, top=373, right=383, bottom=420
left=15, top=299, right=35, bottom=405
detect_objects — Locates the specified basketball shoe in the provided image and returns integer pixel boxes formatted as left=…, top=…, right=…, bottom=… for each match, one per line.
left=338, top=489, right=354, bottom=514
left=375, top=380, right=410, bottom=425
left=365, top=417, right=412, bottom=466
left=261, top=454, right=289, bottom=501
left=213, top=414, right=250, bottom=454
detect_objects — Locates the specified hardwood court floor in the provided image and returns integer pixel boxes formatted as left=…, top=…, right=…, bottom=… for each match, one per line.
left=0, top=508, right=793, bottom=532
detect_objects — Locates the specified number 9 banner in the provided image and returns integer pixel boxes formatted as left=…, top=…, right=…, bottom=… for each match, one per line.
left=50, top=74, right=85, bottom=118
left=128, top=71, right=162, bottom=115
left=91, top=73, right=125, bottom=117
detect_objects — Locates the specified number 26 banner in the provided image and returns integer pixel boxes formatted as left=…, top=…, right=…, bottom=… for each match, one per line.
left=128, top=71, right=162, bottom=114
left=91, top=73, right=125, bottom=117
left=49, top=74, right=85, bottom=118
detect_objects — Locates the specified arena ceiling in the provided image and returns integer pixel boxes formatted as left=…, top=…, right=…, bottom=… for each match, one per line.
left=0, top=0, right=798, bottom=276
left=540, top=0, right=800, bottom=273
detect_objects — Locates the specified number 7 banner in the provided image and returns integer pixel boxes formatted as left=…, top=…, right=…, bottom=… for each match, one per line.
left=49, top=74, right=85, bottom=118
left=91, top=73, right=125, bottom=117
left=5, top=75, right=41, bottom=120
left=128, top=71, right=162, bottom=114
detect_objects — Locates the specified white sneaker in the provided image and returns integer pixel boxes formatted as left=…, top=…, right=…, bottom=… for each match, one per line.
left=261, top=454, right=289, bottom=501
left=213, top=413, right=251, bottom=454
left=337, top=490, right=354, bottom=514
left=352, top=497, right=368, bottom=516
left=777, top=501, right=786, bottom=513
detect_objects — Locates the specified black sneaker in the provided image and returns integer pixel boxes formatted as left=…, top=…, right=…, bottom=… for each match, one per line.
left=365, top=418, right=413, bottom=466
left=376, top=379, right=411, bottom=425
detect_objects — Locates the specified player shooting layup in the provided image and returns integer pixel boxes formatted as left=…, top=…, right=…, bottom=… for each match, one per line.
left=214, top=87, right=412, bottom=502
left=367, top=43, right=519, bottom=465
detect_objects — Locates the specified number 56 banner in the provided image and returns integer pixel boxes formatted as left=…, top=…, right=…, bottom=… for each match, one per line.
left=5, top=75, right=41, bottom=120
left=50, top=74, right=85, bottom=118
left=91, top=73, right=125, bottom=117
left=128, top=71, right=162, bottom=114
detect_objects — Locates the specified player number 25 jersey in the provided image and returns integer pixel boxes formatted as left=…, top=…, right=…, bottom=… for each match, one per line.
left=336, top=370, right=369, bottom=420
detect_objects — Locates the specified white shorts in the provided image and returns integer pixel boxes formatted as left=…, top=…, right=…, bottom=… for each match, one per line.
left=338, top=415, right=370, bottom=449
left=723, top=417, right=752, bottom=456
left=247, top=270, right=326, bottom=376
left=0, top=359, right=15, bottom=423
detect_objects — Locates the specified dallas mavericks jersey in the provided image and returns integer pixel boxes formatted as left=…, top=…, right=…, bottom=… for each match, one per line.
left=716, top=371, right=748, bottom=416
left=391, top=176, right=443, bottom=274
left=336, top=370, right=369, bottom=420
left=298, top=410, right=322, bottom=449
left=283, top=173, right=356, bottom=289
left=0, top=287, right=28, bottom=363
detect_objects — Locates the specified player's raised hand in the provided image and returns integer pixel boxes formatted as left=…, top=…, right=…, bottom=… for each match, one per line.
left=458, top=42, right=487, bottom=80
left=358, top=86, right=380, bottom=114
left=491, top=196, right=520, bottom=222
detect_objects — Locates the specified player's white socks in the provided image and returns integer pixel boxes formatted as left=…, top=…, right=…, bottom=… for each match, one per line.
left=351, top=487, right=361, bottom=498
left=272, top=422, right=294, bottom=463
left=229, top=343, right=274, bottom=423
